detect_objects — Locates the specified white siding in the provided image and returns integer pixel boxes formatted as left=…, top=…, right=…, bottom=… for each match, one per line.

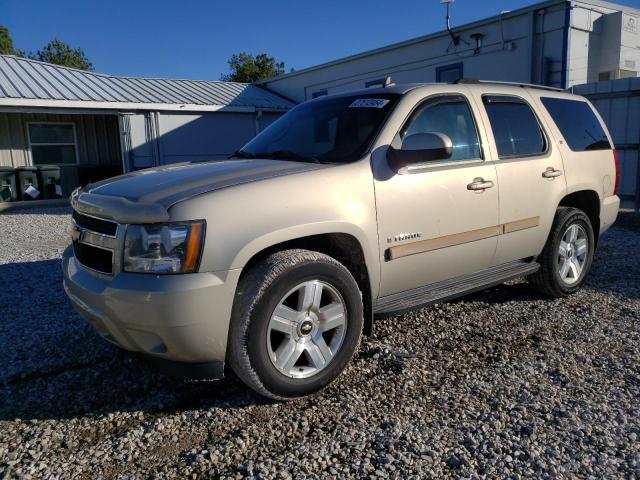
left=262, top=3, right=569, bottom=102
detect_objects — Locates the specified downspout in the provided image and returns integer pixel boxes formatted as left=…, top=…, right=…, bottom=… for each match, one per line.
left=254, top=109, right=264, bottom=135
left=561, top=2, right=572, bottom=89
left=529, top=10, right=536, bottom=83
left=538, top=9, right=547, bottom=85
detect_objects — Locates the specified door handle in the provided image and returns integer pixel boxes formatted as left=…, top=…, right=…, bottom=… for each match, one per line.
left=467, top=178, right=495, bottom=191
left=542, top=167, right=563, bottom=179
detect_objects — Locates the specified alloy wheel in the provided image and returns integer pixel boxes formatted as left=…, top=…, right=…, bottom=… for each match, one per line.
left=266, top=280, right=347, bottom=379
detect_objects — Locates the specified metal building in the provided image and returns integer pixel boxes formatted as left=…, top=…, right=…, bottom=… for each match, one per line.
left=0, top=55, right=293, bottom=198
left=259, top=0, right=640, bottom=102
left=574, top=77, right=640, bottom=208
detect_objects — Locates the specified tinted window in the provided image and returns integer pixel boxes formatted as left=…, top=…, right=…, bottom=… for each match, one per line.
left=541, top=97, right=611, bottom=151
left=483, top=96, right=546, bottom=158
left=240, top=93, right=399, bottom=164
left=401, top=96, right=481, bottom=161
left=28, top=123, right=77, bottom=165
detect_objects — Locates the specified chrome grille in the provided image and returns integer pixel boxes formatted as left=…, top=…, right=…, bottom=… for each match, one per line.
left=71, top=211, right=119, bottom=275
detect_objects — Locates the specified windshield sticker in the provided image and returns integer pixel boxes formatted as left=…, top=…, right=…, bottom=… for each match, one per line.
left=349, top=98, right=390, bottom=109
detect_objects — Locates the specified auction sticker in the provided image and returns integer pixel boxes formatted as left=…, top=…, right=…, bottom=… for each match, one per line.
left=349, top=98, right=390, bottom=108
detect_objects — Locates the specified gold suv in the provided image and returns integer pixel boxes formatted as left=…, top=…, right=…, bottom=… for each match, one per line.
left=63, top=81, right=620, bottom=399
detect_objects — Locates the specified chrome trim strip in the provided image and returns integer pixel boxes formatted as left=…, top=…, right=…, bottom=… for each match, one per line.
left=387, top=225, right=501, bottom=260
left=386, top=216, right=542, bottom=261
left=502, top=216, right=540, bottom=234
left=79, top=230, right=117, bottom=250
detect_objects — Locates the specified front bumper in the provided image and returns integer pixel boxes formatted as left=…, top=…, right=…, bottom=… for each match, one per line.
left=62, top=246, right=241, bottom=375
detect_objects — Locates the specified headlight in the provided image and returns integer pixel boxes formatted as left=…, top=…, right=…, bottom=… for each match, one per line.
left=124, top=221, right=205, bottom=274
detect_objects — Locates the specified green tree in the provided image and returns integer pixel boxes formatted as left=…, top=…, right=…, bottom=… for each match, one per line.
left=221, top=52, right=285, bottom=83
left=0, top=25, right=18, bottom=55
left=29, top=39, right=93, bottom=71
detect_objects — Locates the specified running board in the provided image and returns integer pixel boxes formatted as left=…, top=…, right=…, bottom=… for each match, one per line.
left=374, top=260, right=540, bottom=315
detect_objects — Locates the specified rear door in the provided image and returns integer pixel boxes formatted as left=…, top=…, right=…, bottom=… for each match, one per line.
left=532, top=94, right=616, bottom=203
left=468, top=88, right=567, bottom=266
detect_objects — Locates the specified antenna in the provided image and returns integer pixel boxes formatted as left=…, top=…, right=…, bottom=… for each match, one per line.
left=441, top=0, right=459, bottom=46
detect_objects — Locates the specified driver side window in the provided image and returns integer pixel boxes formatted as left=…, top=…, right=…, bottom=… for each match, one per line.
left=401, top=95, right=482, bottom=161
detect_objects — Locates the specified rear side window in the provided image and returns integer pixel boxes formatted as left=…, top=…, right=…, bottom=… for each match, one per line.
left=541, top=97, right=611, bottom=151
left=483, top=96, right=546, bottom=158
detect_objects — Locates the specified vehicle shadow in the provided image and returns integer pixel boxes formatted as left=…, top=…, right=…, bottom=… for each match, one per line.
left=0, top=259, right=266, bottom=422
left=0, top=206, right=71, bottom=216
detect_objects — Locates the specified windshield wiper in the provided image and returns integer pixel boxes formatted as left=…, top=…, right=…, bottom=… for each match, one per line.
left=228, top=149, right=256, bottom=159
left=255, top=150, right=323, bottom=164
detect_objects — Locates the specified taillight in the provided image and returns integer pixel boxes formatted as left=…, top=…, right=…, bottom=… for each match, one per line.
left=613, top=149, right=620, bottom=195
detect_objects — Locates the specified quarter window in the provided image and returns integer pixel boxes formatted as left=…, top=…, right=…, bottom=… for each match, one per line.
left=482, top=96, right=546, bottom=158
left=28, top=123, right=77, bottom=165
left=540, top=97, right=611, bottom=151
left=401, top=95, right=482, bottom=161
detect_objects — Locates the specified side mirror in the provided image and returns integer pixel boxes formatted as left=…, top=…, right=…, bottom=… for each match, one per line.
left=387, top=132, right=453, bottom=172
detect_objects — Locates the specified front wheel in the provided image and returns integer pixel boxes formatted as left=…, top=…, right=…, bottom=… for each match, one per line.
left=227, top=249, right=363, bottom=400
left=530, top=207, right=595, bottom=297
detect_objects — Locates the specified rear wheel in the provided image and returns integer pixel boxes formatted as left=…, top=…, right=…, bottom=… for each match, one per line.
left=227, top=249, right=363, bottom=400
left=530, top=207, right=595, bottom=297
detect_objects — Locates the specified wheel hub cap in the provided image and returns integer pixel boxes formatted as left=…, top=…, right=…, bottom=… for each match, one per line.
left=299, top=320, right=313, bottom=336
left=267, top=280, right=347, bottom=379
left=557, top=224, right=588, bottom=285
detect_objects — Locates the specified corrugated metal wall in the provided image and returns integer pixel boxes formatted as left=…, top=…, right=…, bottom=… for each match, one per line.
left=574, top=77, right=640, bottom=206
left=0, top=112, right=121, bottom=168
left=122, top=111, right=284, bottom=171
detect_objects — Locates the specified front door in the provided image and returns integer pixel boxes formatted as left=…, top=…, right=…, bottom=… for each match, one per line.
left=374, top=93, right=500, bottom=297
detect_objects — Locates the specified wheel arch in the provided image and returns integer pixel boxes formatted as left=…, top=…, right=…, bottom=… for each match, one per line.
left=558, top=190, right=601, bottom=241
left=239, top=232, right=375, bottom=336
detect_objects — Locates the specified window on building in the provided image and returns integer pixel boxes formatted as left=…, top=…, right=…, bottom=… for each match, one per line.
left=312, top=89, right=328, bottom=99
left=482, top=96, right=546, bottom=158
left=400, top=95, right=481, bottom=161
left=436, top=63, right=464, bottom=83
left=541, top=97, right=611, bottom=152
left=28, top=123, right=78, bottom=165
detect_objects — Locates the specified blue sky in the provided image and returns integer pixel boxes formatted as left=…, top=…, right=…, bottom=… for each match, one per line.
left=3, top=0, right=640, bottom=80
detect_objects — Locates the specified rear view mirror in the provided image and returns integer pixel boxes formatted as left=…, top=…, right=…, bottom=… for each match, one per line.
left=387, top=132, right=453, bottom=172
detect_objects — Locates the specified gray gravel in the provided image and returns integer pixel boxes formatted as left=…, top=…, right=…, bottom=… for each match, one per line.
left=1, top=207, right=639, bottom=479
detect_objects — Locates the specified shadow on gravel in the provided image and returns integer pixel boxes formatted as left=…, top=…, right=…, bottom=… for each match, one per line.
left=0, top=259, right=266, bottom=421
left=0, top=207, right=71, bottom=216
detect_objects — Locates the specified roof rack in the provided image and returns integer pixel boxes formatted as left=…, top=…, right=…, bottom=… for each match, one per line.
left=453, top=79, right=567, bottom=92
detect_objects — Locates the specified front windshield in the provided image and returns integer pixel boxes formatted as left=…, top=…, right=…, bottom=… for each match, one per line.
left=237, top=93, right=400, bottom=164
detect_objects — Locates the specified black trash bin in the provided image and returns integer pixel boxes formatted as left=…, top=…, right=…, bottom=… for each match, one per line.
left=0, top=167, right=17, bottom=202
left=15, top=166, right=40, bottom=201
left=37, top=165, right=63, bottom=199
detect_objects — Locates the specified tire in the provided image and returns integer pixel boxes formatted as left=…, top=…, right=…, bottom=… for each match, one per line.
left=227, top=249, right=363, bottom=400
left=530, top=207, right=595, bottom=298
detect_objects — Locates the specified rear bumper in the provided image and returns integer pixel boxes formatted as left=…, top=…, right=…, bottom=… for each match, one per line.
left=600, top=195, right=620, bottom=235
left=62, top=246, right=241, bottom=371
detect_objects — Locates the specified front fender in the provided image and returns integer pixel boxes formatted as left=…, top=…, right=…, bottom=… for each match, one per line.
left=168, top=160, right=382, bottom=298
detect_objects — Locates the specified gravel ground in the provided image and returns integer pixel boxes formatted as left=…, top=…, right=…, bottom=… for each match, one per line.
left=0, top=207, right=639, bottom=479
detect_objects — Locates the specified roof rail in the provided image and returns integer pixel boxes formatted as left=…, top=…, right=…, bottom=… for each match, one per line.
left=453, top=79, right=567, bottom=92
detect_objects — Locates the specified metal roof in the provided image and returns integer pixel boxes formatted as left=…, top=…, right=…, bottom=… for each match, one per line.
left=0, top=55, right=295, bottom=112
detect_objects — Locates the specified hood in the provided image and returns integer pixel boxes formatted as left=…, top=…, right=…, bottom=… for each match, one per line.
left=73, top=159, right=328, bottom=224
